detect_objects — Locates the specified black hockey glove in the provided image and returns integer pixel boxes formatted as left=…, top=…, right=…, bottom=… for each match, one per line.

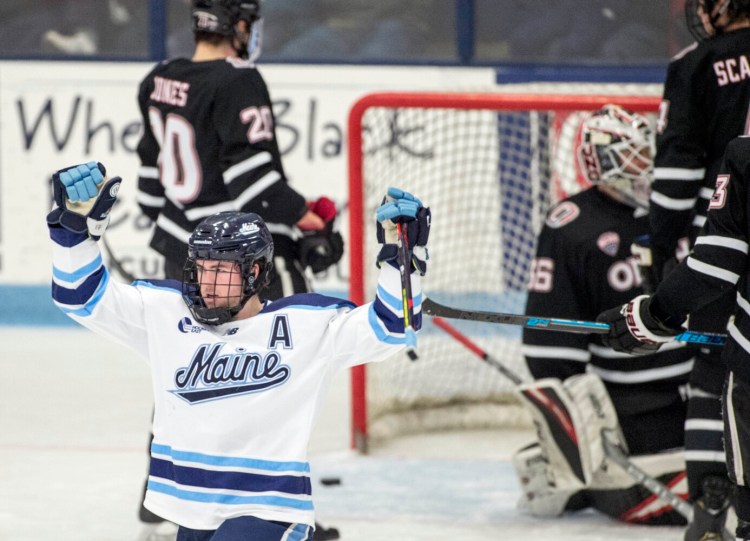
left=376, top=187, right=430, bottom=275
left=630, top=235, right=678, bottom=295
left=596, top=295, right=680, bottom=355
left=297, top=196, right=344, bottom=274
left=298, top=225, right=344, bottom=274
left=47, top=161, right=121, bottom=241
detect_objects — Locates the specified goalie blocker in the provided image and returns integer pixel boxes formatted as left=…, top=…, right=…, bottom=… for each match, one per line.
left=513, top=373, right=687, bottom=525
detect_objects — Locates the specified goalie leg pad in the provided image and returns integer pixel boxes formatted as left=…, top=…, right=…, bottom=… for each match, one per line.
left=563, top=373, right=629, bottom=472
left=516, top=376, right=591, bottom=485
left=512, top=442, right=585, bottom=517
left=588, top=448, right=688, bottom=525
left=516, top=374, right=627, bottom=486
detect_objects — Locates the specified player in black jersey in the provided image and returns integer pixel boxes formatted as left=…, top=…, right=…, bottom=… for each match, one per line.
left=516, top=106, right=692, bottom=525
left=633, top=1, right=750, bottom=537
left=134, top=1, right=341, bottom=539
left=599, top=135, right=750, bottom=541
left=136, top=0, right=342, bottom=296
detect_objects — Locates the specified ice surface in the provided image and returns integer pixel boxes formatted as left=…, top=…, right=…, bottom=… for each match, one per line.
left=1, top=328, right=683, bottom=540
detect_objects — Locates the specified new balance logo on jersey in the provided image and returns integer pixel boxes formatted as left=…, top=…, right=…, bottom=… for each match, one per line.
left=178, top=317, right=206, bottom=334
left=171, top=343, right=291, bottom=404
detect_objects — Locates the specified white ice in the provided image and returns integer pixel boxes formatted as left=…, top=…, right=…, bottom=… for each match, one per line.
left=1, top=328, right=683, bottom=540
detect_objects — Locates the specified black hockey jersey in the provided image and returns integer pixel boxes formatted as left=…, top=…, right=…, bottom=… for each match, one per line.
left=523, top=188, right=694, bottom=419
left=651, top=29, right=750, bottom=253
left=136, top=57, right=307, bottom=265
left=654, top=136, right=750, bottom=384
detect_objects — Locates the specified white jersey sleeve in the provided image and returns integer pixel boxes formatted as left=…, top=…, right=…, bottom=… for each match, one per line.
left=50, top=227, right=150, bottom=360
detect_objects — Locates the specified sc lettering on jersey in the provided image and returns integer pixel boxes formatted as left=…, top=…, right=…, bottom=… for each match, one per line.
left=713, top=55, right=750, bottom=87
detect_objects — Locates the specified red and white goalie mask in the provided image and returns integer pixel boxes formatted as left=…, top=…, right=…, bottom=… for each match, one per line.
left=577, top=104, right=655, bottom=210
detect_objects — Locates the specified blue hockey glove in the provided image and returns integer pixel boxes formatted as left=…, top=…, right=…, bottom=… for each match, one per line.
left=47, top=161, right=122, bottom=241
left=376, top=187, right=431, bottom=274
left=596, top=295, right=679, bottom=355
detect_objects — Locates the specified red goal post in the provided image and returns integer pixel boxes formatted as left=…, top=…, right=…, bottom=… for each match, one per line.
left=348, top=92, right=660, bottom=453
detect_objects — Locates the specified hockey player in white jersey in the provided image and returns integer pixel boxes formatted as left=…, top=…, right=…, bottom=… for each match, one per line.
left=47, top=161, right=430, bottom=541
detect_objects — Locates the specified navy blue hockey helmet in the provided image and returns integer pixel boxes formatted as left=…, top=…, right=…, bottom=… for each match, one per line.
left=183, top=211, right=274, bottom=325
left=192, top=0, right=260, bottom=37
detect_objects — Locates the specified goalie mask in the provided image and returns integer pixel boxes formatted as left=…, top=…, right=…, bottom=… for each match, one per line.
left=577, top=105, right=655, bottom=210
left=183, top=211, right=273, bottom=325
left=685, top=0, right=750, bottom=41
left=192, top=0, right=263, bottom=61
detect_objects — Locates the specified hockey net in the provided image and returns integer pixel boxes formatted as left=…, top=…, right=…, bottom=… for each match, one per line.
left=348, top=91, right=660, bottom=452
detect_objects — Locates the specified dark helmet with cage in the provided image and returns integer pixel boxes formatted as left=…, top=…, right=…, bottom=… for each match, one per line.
left=685, top=0, right=750, bottom=41
left=183, top=211, right=274, bottom=325
left=191, top=0, right=263, bottom=60
left=577, top=104, right=655, bottom=210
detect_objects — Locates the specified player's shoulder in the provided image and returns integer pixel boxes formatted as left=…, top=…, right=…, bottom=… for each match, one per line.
left=218, top=58, right=264, bottom=80
left=132, top=278, right=183, bottom=295
left=543, top=188, right=600, bottom=230
left=724, top=135, right=750, bottom=168
left=261, top=293, right=356, bottom=314
left=726, top=134, right=750, bottom=152
left=543, top=189, right=625, bottom=246
left=143, top=57, right=188, bottom=80
left=669, top=41, right=699, bottom=63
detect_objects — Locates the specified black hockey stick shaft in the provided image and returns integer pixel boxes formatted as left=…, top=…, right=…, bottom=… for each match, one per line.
left=397, top=223, right=418, bottom=360
left=601, top=436, right=693, bottom=521
left=432, top=316, right=522, bottom=385
left=101, top=235, right=136, bottom=283
left=423, top=297, right=727, bottom=347
left=431, top=314, right=693, bottom=520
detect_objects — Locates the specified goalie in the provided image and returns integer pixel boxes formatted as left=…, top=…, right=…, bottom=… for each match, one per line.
left=516, top=105, right=692, bottom=525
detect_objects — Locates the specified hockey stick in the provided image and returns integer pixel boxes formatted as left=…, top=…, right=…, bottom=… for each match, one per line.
left=101, top=235, right=136, bottom=283
left=423, top=297, right=727, bottom=347
left=397, top=223, right=418, bottom=360
left=432, top=316, right=522, bottom=385
left=431, top=315, right=693, bottom=521
left=601, top=435, right=693, bottom=520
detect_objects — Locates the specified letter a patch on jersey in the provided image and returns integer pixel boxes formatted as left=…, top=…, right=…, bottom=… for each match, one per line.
left=268, top=315, right=293, bottom=349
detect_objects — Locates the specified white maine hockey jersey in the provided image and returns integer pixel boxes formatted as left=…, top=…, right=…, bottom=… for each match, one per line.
left=49, top=225, right=422, bottom=530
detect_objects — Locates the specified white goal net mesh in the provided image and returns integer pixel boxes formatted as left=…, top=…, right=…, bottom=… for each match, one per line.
left=349, top=90, right=660, bottom=450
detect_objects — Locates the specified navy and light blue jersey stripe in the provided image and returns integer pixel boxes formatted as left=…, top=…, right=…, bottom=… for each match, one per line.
left=148, top=443, right=313, bottom=512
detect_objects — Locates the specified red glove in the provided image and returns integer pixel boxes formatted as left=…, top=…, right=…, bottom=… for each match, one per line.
left=308, top=196, right=337, bottom=223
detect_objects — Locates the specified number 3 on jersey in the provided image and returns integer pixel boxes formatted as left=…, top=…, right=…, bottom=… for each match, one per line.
left=148, top=106, right=274, bottom=203
left=709, top=174, right=730, bottom=210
